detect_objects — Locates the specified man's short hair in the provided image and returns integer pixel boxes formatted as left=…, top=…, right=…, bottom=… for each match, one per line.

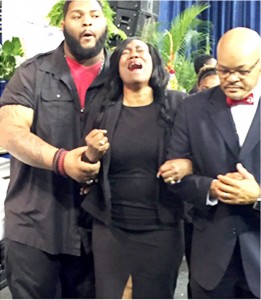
left=63, top=0, right=103, bottom=19
left=194, top=54, right=215, bottom=74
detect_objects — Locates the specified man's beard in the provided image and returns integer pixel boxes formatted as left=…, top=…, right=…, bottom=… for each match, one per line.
left=63, top=27, right=107, bottom=62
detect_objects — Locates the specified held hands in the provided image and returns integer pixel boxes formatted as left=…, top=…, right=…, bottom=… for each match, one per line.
left=210, top=163, right=260, bottom=205
left=157, top=158, right=193, bottom=184
left=84, top=129, right=110, bottom=163
left=63, top=146, right=100, bottom=183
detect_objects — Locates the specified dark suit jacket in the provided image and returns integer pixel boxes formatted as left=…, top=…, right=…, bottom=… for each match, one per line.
left=82, top=90, right=186, bottom=226
left=167, top=86, right=260, bottom=297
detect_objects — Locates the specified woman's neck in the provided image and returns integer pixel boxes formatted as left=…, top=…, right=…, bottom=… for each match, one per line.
left=123, top=86, right=154, bottom=107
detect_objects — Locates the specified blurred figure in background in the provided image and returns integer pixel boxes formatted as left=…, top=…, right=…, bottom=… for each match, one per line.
left=197, top=65, right=220, bottom=91
left=189, top=54, right=217, bottom=94
left=194, top=54, right=217, bottom=75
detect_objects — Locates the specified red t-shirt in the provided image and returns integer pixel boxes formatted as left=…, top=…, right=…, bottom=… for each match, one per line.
left=66, top=56, right=102, bottom=108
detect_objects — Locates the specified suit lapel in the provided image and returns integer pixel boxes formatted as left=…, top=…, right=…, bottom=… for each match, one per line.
left=207, top=88, right=240, bottom=158
left=157, top=121, right=165, bottom=166
left=239, top=100, right=260, bottom=160
left=102, top=101, right=122, bottom=176
left=157, top=97, right=173, bottom=166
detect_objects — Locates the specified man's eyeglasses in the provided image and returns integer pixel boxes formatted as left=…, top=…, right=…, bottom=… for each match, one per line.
left=216, top=58, right=260, bottom=79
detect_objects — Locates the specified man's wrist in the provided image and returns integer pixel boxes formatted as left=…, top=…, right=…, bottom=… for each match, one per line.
left=52, top=148, right=69, bottom=177
left=253, top=188, right=261, bottom=210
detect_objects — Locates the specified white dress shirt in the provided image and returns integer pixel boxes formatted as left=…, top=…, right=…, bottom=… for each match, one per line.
left=231, top=87, right=260, bottom=146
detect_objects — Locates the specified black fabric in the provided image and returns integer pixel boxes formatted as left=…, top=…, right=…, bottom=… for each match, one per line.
left=92, top=219, right=184, bottom=299
left=0, top=43, right=110, bottom=256
left=190, top=242, right=257, bottom=299
left=82, top=90, right=186, bottom=226
left=167, top=86, right=260, bottom=297
left=4, top=239, right=95, bottom=299
left=109, top=103, right=161, bottom=229
left=81, top=90, right=186, bottom=298
left=0, top=42, right=110, bottom=300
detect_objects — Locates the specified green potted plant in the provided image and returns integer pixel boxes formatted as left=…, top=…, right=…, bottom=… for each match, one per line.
left=0, top=37, right=24, bottom=95
left=139, top=4, right=213, bottom=92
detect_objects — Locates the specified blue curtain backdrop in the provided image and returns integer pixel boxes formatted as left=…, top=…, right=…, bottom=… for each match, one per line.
left=158, top=0, right=261, bottom=57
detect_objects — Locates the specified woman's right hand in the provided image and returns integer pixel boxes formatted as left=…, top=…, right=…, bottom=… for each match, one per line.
left=84, top=129, right=110, bottom=163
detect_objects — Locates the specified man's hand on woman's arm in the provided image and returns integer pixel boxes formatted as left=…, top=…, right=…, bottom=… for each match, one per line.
left=0, top=105, right=101, bottom=183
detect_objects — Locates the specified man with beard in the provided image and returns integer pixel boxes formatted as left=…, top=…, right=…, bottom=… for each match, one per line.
left=0, top=0, right=109, bottom=298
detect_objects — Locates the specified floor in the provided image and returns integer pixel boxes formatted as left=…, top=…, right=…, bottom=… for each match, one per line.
left=174, top=256, right=189, bottom=299
left=0, top=257, right=189, bottom=299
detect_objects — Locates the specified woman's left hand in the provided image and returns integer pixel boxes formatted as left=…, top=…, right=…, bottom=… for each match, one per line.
left=157, top=158, right=193, bottom=184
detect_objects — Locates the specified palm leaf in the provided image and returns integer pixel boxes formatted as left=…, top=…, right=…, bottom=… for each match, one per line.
left=140, top=3, right=212, bottom=92
left=168, top=4, right=210, bottom=54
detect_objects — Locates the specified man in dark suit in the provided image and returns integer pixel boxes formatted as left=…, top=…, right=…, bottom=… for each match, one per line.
left=164, top=27, right=261, bottom=298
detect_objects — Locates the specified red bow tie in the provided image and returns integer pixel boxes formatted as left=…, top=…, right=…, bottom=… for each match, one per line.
left=226, top=93, right=254, bottom=107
